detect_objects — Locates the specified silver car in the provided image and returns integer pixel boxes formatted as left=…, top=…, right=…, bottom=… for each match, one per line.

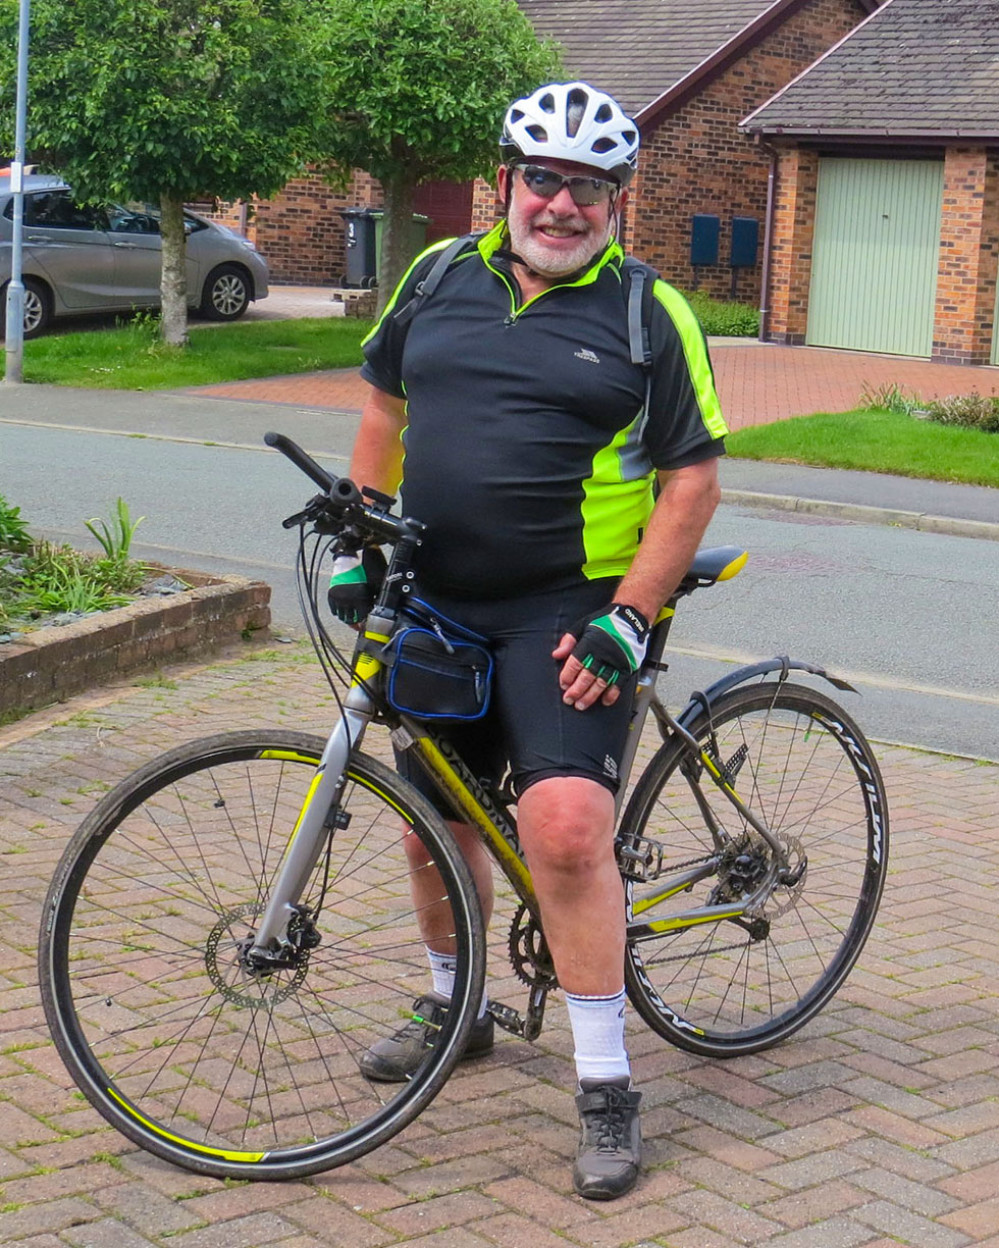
left=0, top=174, right=269, bottom=337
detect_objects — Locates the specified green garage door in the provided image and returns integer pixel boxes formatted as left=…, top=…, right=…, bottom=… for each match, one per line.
left=807, top=158, right=943, bottom=357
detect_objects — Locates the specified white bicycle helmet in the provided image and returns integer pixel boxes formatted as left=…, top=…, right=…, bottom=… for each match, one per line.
left=500, top=81, right=639, bottom=186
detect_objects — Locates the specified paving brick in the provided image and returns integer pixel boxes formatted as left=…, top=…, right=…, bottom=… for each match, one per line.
left=765, top=1218, right=884, bottom=1247
left=163, top=1212, right=304, bottom=1248
left=758, top=1180, right=867, bottom=1231
left=0, top=1197, right=101, bottom=1239
left=467, top=1212, right=573, bottom=1248
left=375, top=1190, right=500, bottom=1236
left=855, top=1199, right=972, bottom=1247
left=93, top=1184, right=205, bottom=1236
left=62, top=1218, right=160, bottom=1248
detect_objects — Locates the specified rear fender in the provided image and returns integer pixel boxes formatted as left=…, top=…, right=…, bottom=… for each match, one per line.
left=676, top=656, right=856, bottom=732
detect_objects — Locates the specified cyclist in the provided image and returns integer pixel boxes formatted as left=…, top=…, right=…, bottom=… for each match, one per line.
left=330, top=81, right=727, bottom=1200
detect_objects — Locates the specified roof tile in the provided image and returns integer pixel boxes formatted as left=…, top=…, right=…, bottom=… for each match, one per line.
left=519, top=0, right=785, bottom=114
left=742, top=0, right=999, bottom=136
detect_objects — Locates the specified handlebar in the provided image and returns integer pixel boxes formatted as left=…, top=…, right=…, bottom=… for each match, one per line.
left=265, top=430, right=423, bottom=547
left=264, top=431, right=337, bottom=493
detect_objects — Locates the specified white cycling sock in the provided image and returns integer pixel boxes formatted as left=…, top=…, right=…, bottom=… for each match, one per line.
left=426, top=949, right=488, bottom=1020
left=565, top=988, right=631, bottom=1086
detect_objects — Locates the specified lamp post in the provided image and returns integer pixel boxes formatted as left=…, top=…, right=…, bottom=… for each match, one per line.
left=4, top=0, right=31, bottom=386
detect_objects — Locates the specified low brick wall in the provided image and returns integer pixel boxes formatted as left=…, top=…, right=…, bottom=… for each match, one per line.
left=0, top=570, right=271, bottom=718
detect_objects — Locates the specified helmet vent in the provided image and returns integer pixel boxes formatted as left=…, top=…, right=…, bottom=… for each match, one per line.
left=595, top=103, right=612, bottom=123
left=566, top=87, right=588, bottom=137
left=525, top=124, right=548, bottom=143
left=539, top=92, right=556, bottom=114
left=591, top=137, right=615, bottom=153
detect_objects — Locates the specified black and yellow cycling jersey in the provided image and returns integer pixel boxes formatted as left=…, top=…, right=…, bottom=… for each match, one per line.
left=361, top=221, right=727, bottom=600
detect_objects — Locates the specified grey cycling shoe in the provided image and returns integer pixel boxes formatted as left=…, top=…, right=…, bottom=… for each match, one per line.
left=572, top=1077, right=642, bottom=1200
left=359, top=992, right=495, bottom=1083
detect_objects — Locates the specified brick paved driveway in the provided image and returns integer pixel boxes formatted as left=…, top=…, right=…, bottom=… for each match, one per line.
left=190, top=343, right=999, bottom=432
left=2, top=645, right=999, bottom=1247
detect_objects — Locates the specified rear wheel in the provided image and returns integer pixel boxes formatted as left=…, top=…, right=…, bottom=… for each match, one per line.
left=1, top=276, right=52, bottom=338
left=622, top=682, right=888, bottom=1057
left=39, top=730, right=485, bottom=1179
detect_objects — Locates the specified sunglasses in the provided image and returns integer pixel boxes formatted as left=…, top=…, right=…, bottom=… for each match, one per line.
left=516, top=164, right=619, bottom=207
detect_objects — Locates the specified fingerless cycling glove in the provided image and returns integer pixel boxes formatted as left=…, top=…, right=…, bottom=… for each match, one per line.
left=569, top=604, right=650, bottom=687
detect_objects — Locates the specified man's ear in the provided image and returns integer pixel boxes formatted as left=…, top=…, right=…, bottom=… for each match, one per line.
left=497, top=164, right=511, bottom=201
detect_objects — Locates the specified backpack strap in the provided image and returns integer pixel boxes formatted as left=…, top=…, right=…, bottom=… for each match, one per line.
left=623, top=257, right=657, bottom=443
left=624, top=257, right=656, bottom=370
left=392, top=233, right=481, bottom=327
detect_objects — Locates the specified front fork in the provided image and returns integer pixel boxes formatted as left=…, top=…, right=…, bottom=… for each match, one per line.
left=248, top=685, right=376, bottom=959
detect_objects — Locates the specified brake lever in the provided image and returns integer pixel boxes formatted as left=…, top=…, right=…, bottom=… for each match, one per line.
left=282, top=492, right=334, bottom=530
left=282, top=508, right=314, bottom=530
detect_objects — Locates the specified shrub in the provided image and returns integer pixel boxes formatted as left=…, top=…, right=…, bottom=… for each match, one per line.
left=858, top=381, right=921, bottom=415
left=0, top=497, right=148, bottom=628
left=921, top=392, right=999, bottom=434
left=0, top=494, right=31, bottom=553
left=684, top=291, right=760, bottom=338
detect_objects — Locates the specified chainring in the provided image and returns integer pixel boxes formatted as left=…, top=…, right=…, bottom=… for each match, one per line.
left=508, top=904, right=558, bottom=988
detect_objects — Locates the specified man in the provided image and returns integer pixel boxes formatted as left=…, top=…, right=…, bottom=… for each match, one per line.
left=330, top=81, right=727, bottom=1200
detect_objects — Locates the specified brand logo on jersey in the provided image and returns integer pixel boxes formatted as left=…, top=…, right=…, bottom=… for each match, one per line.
left=603, top=754, right=619, bottom=781
left=574, top=347, right=601, bottom=364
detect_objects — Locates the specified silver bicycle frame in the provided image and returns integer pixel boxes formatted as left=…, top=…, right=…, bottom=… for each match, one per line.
left=248, top=684, right=376, bottom=955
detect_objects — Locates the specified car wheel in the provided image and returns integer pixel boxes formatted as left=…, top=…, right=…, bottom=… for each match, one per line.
left=200, top=264, right=251, bottom=321
left=1, top=277, right=53, bottom=339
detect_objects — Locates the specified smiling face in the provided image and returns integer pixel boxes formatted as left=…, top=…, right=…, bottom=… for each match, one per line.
left=497, top=159, right=627, bottom=283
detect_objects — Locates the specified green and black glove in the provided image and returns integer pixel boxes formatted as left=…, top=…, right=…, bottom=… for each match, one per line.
left=569, top=604, right=650, bottom=687
left=327, top=547, right=385, bottom=625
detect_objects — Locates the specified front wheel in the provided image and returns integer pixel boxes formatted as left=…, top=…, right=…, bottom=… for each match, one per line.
left=622, top=682, right=888, bottom=1057
left=199, top=263, right=251, bottom=320
left=39, top=730, right=485, bottom=1179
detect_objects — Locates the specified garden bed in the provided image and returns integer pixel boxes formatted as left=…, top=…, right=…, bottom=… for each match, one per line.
left=0, top=566, right=270, bottom=718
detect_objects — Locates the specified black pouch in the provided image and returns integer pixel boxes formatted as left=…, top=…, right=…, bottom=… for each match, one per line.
left=382, top=601, right=494, bottom=721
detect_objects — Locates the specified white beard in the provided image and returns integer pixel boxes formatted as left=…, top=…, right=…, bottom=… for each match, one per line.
left=508, top=212, right=613, bottom=278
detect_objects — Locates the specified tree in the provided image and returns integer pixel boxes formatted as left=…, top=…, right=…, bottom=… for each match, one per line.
left=0, top=0, right=324, bottom=344
left=314, top=0, right=562, bottom=312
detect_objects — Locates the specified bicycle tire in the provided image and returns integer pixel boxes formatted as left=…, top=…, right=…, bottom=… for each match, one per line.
left=622, top=682, right=888, bottom=1058
left=39, top=730, right=485, bottom=1179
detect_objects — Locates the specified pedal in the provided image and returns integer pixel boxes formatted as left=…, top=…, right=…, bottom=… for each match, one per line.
left=615, top=833, right=666, bottom=882
left=487, top=1000, right=526, bottom=1038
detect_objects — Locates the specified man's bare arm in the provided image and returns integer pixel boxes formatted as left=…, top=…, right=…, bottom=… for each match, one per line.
left=350, top=384, right=408, bottom=496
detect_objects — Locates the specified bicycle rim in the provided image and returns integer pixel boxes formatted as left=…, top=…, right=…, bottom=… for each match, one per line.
left=623, top=683, right=888, bottom=1057
left=40, top=731, right=485, bottom=1178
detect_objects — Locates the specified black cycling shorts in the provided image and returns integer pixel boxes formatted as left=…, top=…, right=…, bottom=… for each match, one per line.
left=393, top=578, right=635, bottom=817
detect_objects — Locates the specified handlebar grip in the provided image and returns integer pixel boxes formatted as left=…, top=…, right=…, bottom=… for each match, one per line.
left=264, top=431, right=336, bottom=492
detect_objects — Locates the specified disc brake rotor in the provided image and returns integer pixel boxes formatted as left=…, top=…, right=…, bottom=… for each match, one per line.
left=205, top=903, right=309, bottom=1007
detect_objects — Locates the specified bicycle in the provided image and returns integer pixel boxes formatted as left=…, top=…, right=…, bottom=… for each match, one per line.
left=38, top=432, right=889, bottom=1180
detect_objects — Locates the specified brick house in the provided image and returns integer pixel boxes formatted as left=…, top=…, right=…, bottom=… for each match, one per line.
left=491, top=0, right=876, bottom=303
left=241, top=0, right=875, bottom=297
left=741, top=0, right=999, bottom=364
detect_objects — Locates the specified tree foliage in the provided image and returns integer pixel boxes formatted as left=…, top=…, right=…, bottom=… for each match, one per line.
left=314, top=0, right=562, bottom=308
left=0, top=0, right=323, bottom=342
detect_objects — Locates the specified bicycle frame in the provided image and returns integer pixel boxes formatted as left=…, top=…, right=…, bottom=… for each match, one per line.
left=248, top=582, right=789, bottom=976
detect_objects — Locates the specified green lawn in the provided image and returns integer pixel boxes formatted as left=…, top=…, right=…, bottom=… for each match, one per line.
left=726, top=408, right=999, bottom=489
left=0, top=317, right=373, bottom=389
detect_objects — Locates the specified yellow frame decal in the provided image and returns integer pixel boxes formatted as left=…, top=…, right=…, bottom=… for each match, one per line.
left=107, top=1088, right=265, bottom=1163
